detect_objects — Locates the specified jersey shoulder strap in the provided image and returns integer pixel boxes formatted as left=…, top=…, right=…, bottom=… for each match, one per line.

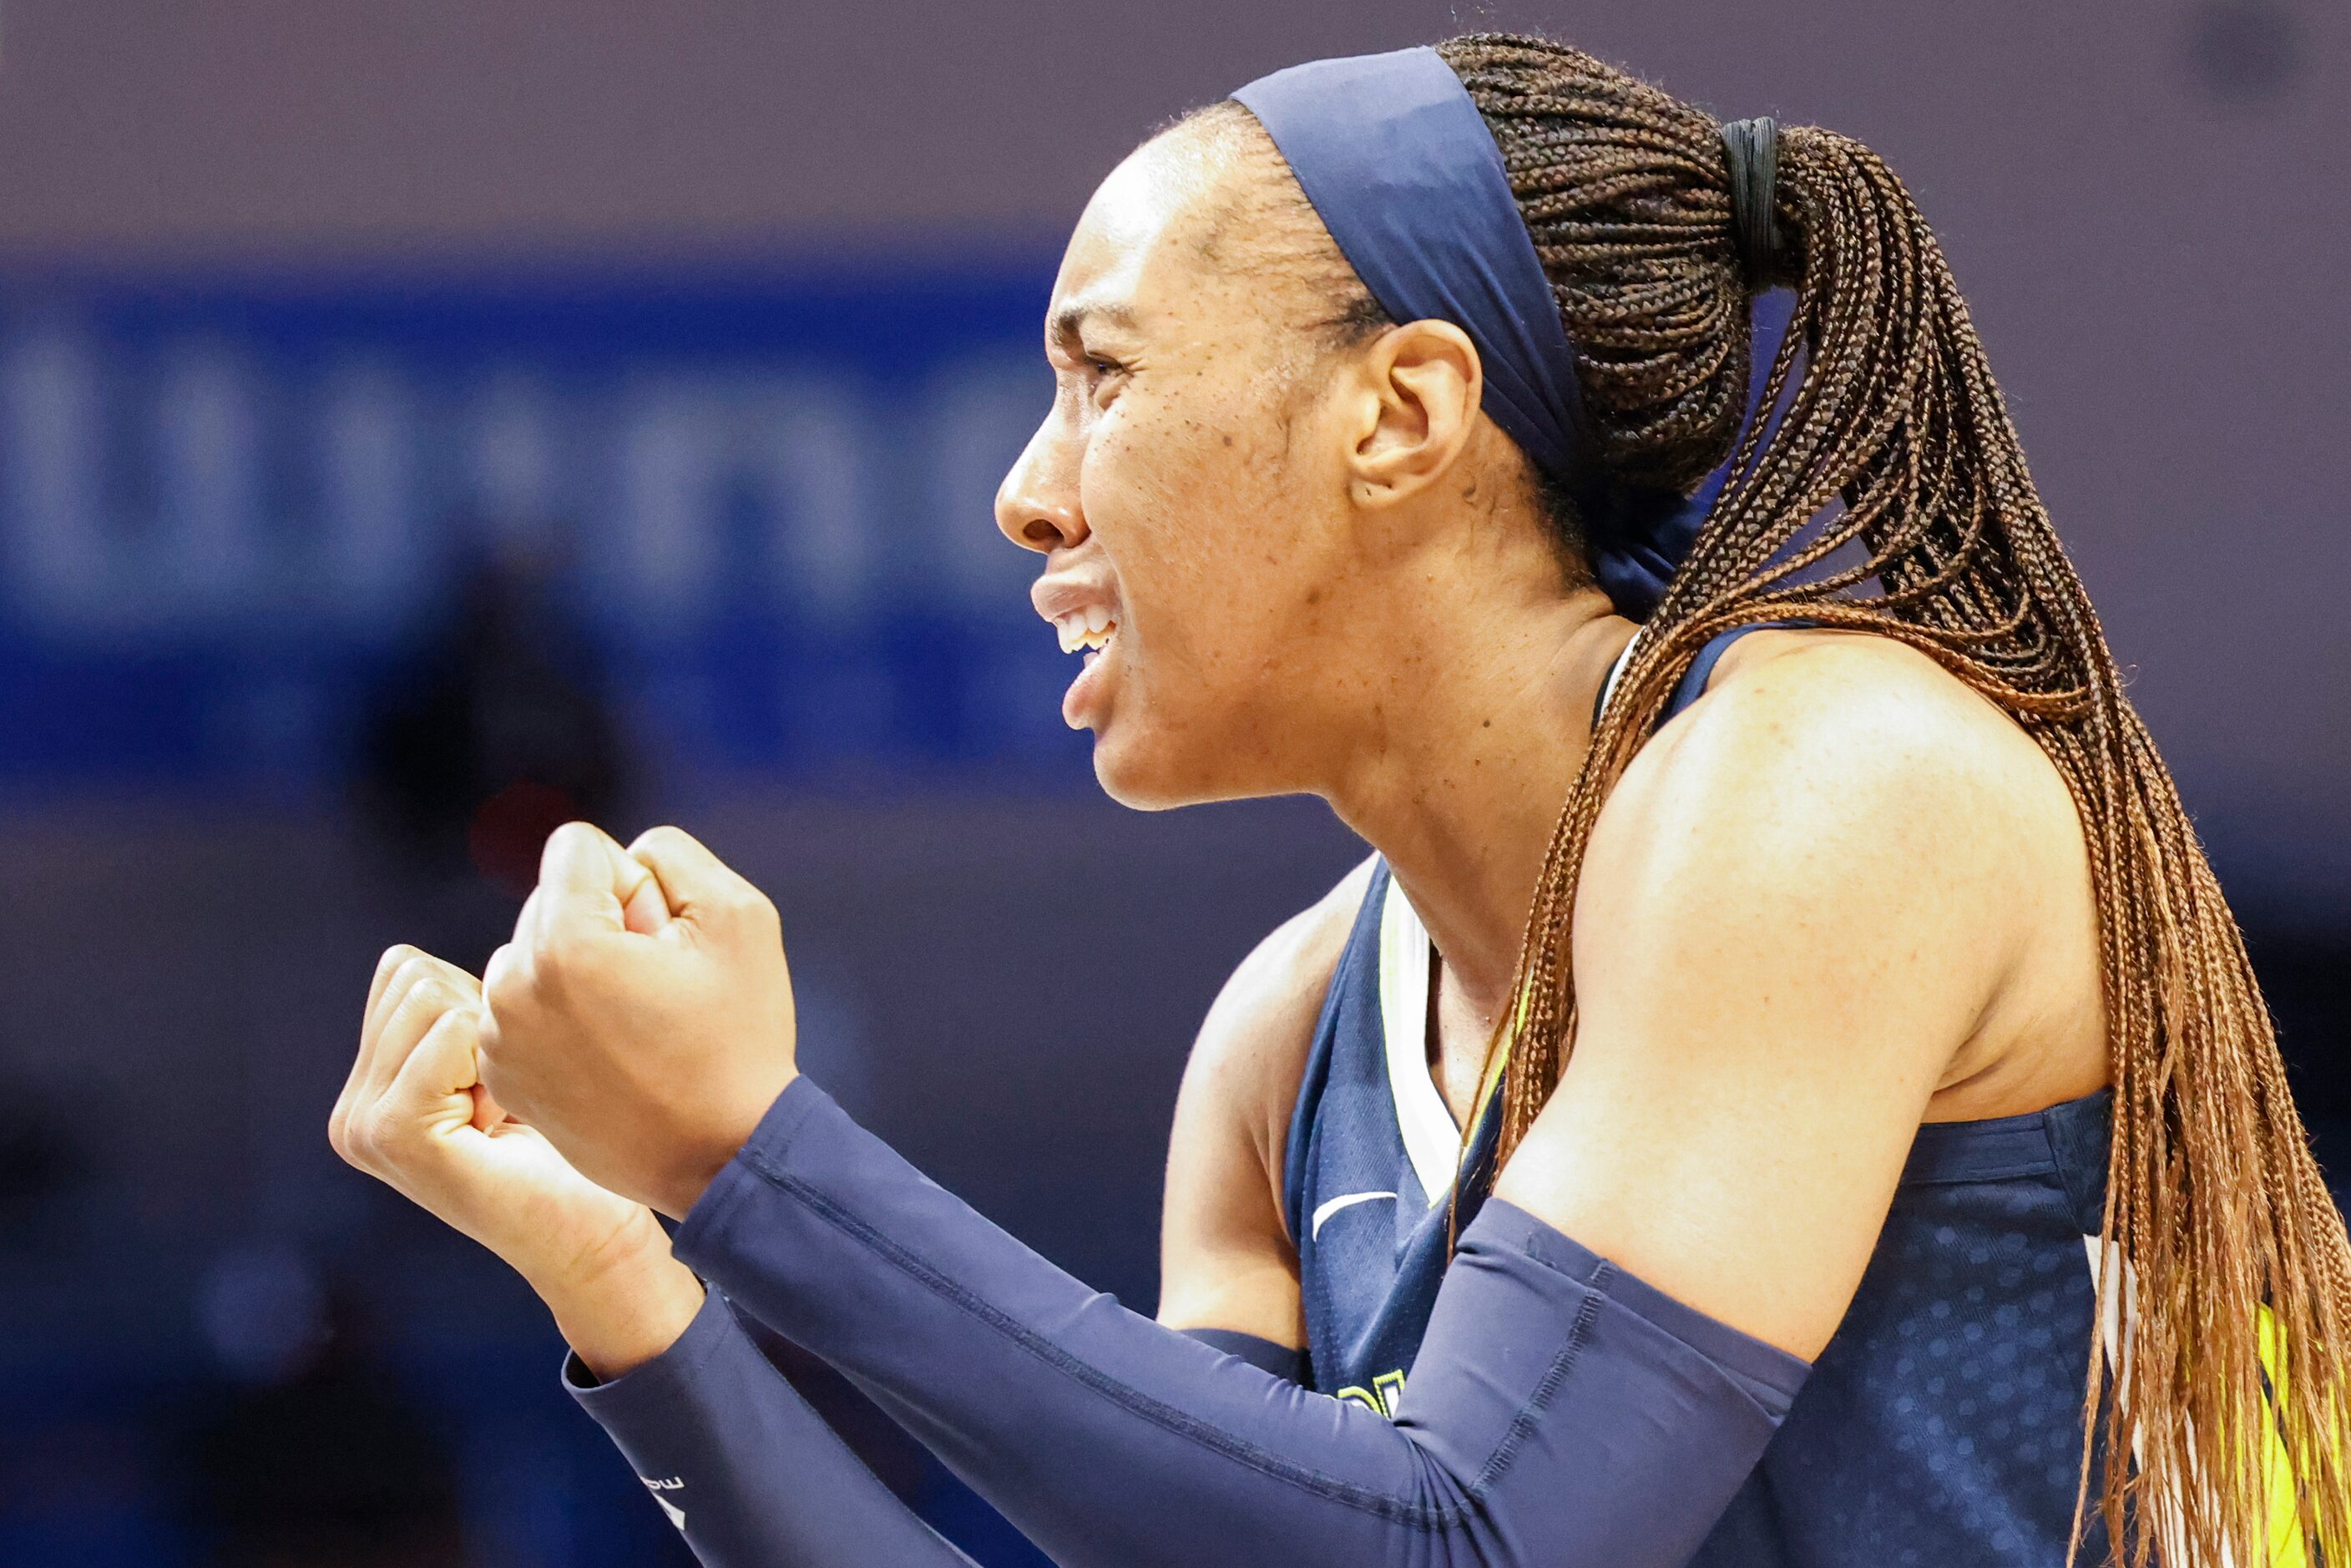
left=1593, top=620, right=1806, bottom=732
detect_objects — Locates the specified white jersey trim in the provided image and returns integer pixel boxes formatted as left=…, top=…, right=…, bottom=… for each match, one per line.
left=1378, top=874, right=1460, bottom=1209
left=1596, top=628, right=1640, bottom=723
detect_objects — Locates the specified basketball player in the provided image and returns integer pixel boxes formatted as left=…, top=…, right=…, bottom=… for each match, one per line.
left=332, top=34, right=2348, bottom=1567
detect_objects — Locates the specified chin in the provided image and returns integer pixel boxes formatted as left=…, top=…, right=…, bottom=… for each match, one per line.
left=1088, top=706, right=1273, bottom=812
left=1090, top=726, right=1201, bottom=812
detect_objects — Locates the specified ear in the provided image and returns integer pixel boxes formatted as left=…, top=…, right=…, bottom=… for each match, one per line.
left=1340, top=319, right=1482, bottom=509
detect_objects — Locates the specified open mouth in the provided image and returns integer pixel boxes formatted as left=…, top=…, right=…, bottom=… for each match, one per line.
left=1054, top=605, right=1120, bottom=665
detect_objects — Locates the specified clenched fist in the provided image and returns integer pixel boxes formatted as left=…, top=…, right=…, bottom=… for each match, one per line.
left=330, top=944, right=707, bottom=1380
left=330, top=946, right=671, bottom=1296
left=478, top=822, right=801, bottom=1220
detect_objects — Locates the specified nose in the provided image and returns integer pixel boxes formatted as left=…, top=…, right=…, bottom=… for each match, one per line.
left=994, top=407, right=1088, bottom=556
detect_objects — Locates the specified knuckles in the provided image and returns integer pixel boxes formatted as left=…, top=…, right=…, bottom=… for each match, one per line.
left=409, top=973, right=468, bottom=1017
left=351, top=1104, right=388, bottom=1162
left=524, top=930, right=574, bottom=991
left=545, top=820, right=603, bottom=858
left=387, top=952, right=473, bottom=1019
left=715, top=878, right=771, bottom=923
left=629, top=824, right=691, bottom=861
left=337, top=1100, right=397, bottom=1170
left=384, top=953, right=438, bottom=1013
left=483, top=940, right=547, bottom=1017
left=373, top=943, right=421, bottom=989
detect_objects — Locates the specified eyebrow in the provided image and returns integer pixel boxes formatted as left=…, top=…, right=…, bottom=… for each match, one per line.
left=1049, top=300, right=1139, bottom=344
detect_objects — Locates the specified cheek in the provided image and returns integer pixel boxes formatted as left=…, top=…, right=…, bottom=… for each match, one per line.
left=1081, top=391, right=1312, bottom=665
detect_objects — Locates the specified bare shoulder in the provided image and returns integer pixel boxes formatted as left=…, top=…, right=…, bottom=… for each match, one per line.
left=1176, top=855, right=1375, bottom=1182
left=1576, top=627, right=2104, bottom=1108
left=1598, top=626, right=2076, bottom=882
left=1155, top=857, right=1373, bottom=1336
left=1501, top=631, right=2107, bottom=1356
left=1664, top=626, right=2058, bottom=794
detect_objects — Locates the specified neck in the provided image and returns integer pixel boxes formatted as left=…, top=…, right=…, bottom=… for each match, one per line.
left=1319, top=571, right=1633, bottom=1030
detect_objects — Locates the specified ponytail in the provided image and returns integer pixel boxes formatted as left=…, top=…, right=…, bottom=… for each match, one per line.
left=1440, top=32, right=2351, bottom=1566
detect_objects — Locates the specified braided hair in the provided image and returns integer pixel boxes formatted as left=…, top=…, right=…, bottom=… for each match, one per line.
left=1431, top=32, right=2350, bottom=1566
left=1182, top=29, right=2349, bottom=1566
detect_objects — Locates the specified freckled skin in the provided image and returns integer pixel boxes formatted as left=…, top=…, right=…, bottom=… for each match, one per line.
left=995, top=128, right=1570, bottom=816
left=998, top=122, right=2106, bottom=1363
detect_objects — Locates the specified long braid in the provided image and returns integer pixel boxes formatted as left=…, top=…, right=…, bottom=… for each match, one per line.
left=1437, top=32, right=2351, bottom=1566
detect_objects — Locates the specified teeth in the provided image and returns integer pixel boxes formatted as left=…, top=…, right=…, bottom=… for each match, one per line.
left=1053, top=610, right=1118, bottom=654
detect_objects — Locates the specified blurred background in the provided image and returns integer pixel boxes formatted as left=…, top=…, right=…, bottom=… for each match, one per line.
left=0, top=2, right=2342, bottom=1563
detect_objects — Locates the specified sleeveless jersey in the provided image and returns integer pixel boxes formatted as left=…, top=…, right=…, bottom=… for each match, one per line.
left=1282, top=625, right=2130, bottom=1565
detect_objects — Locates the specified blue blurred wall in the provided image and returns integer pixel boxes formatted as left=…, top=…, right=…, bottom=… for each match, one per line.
left=0, top=262, right=1068, bottom=789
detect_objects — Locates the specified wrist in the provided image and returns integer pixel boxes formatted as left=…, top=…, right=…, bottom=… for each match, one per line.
left=652, top=1065, right=800, bottom=1221
left=538, top=1230, right=707, bottom=1383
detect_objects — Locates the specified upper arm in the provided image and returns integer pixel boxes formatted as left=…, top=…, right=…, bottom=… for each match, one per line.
left=1155, top=860, right=1372, bottom=1345
left=1494, top=641, right=2045, bottom=1360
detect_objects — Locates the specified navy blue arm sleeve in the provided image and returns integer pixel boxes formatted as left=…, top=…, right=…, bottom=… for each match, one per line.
left=564, top=1287, right=979, bottom=1565
left=672, top=1077, right=1812, bottom=1568
left=1180, top=1328, right=1307, bottom=1384
left=563, top=1294, right=1302, bottom=1563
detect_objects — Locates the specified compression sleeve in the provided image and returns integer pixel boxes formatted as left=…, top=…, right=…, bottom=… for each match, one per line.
left=672, top=1076, right=1812, bottom=1568
left=1180, top=1328, right=1307, bottom=1384
left=563, top=1287, right=979, bottom=1565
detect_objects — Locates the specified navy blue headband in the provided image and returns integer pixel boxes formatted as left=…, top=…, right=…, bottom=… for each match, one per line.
left=1233, top=45, right=1733, bottom=619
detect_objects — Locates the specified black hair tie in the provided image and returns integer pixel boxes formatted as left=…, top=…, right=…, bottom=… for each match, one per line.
left=1720, top=116, right=1784, bottom=284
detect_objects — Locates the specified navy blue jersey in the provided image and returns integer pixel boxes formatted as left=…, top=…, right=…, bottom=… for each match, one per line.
left=1283, top=625, right=2123, bottom=1564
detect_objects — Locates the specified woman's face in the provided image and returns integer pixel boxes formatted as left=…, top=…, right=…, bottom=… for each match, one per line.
left=995, top=129, right=1373, bottom=810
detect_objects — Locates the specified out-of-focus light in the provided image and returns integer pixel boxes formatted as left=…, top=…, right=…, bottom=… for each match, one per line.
left=2184, top=0, right=2307, bottom=104
left=197, top=1243, right=330, bottom=1386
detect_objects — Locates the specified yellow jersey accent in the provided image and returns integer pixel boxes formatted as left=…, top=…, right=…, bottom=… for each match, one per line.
left=2253, top=1299, right=2348, bottom=1568
left=1335, top=1371, right=1410, bottom=1422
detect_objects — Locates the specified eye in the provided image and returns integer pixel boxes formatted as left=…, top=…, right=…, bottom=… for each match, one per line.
left=1083, top=354, right=1128, bottom=407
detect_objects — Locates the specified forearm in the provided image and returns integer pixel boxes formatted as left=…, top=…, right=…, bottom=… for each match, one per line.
left=565, top=1287, right=980, bottom=1567
left=675, top=1078, right=1811, bottom=1568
